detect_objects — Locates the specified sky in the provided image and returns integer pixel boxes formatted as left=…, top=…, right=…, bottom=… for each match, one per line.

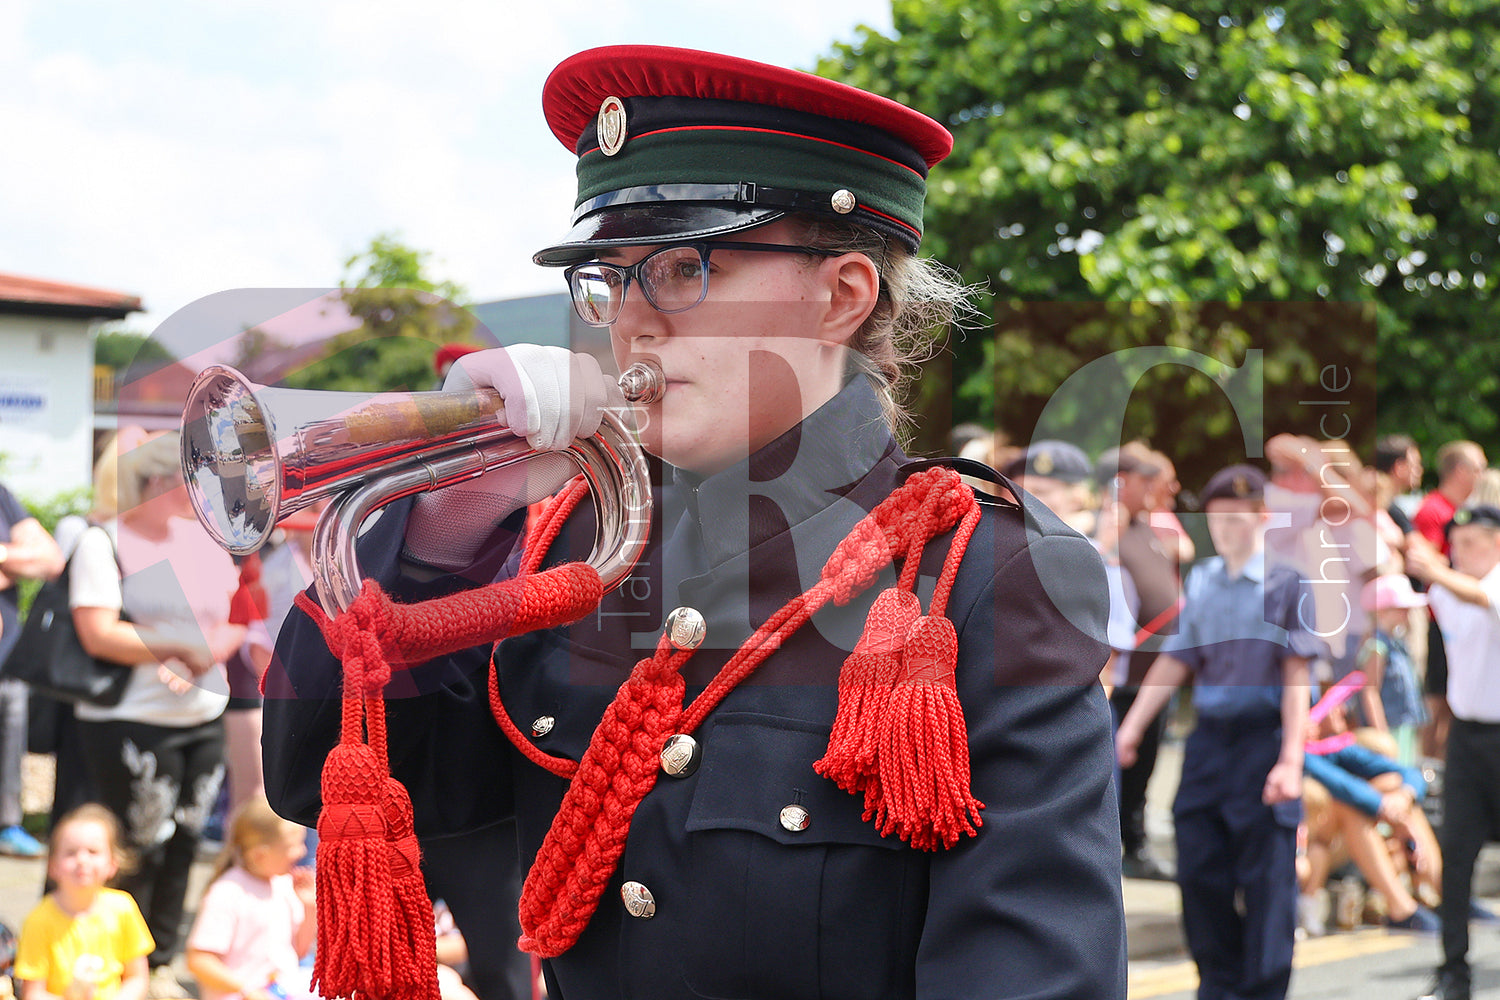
left=0, top=0, right=896, bottom=334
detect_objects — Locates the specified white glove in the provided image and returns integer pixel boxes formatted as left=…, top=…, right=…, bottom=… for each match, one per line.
left=402, top=346, right=622, bottom=571
left=446, top=345, right=623, bottom=451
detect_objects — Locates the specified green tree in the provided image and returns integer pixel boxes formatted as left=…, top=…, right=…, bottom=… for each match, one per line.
left=7, top=486, right=92, bottom=614
left=94, top=326, right=175, bottom=372
left=282, top=233, right=479, bottom=392
left=818, top=0, right=1494, bottom=484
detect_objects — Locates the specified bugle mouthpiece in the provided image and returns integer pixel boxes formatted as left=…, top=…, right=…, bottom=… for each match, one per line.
left=618, top=359, right=665, bottom=404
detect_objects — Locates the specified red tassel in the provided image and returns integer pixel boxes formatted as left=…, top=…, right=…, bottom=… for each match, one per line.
left=297, top=565, right=609, bottom=983
left=874, top=615, right=984, bottom=851
left=815, top=587, right=920, bottom=809
left=516, top=644, right=686, bottom=958
left=229, top=553, right=270, bottom=625
left=383, top=778, right=440, bottom=1000
left=314, top=743, right=396, bottom=999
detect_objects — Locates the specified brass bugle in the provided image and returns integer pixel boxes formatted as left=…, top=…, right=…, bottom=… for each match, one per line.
left=180, top=360, right=661, bottom=614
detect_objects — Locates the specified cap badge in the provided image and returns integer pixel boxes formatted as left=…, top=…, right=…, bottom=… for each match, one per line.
left=597, top=96, right=628, bottom=156
left=1033, top=451, right=1055, bottom=475
left=1233, top=474, right=1250, bottom=497
left=830, top=188, right=857, bottom=214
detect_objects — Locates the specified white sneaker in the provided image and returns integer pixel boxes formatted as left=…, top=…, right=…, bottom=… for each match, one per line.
left=146, top=966, right=193, bottom=999
left=1298, top=890, right=1328, bottom=938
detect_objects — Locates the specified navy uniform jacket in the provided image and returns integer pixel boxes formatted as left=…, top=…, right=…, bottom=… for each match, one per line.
left=263, top=379, right=1127, bottom=1000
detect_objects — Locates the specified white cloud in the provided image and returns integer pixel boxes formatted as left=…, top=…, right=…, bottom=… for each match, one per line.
left=0, top=1, right=894, bottom=333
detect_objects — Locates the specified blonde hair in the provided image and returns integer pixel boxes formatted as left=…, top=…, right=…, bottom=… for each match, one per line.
left=1469, top=468, right=1500, bottom=508
left=93, top=429, right=182, bottom=519
left=90, top=434, right=124, bottom=521
left=1354, top=726, right=1400, bottom=761
left=786, top=215, right=981, bottom=436
left=211, top=795, right=303, bottom=883
left=50, top=803, right=136, bottom=879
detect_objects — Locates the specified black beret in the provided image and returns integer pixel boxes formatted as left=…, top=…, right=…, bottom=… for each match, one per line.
left=1447, top=504, right=1500, bottom=535
left=1002, top=440, right=1093, bottom=483
left=1200, top=464, right=1267, bottom=505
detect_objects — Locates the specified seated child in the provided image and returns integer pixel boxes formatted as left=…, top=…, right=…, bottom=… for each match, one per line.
left=1299, top=675, right=1441, bottom=934
left=185, top=797, right=316, bottom=1000
left=14, top=804, right=153, bottom=1000
left=1352, top=726, right=1442, bottom=905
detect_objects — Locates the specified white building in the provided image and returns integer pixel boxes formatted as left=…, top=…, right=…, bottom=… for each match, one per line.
left=0, top=271, right=141, bottom=500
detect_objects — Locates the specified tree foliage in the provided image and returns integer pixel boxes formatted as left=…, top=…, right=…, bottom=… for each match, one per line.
left=818, top=0, right=1495, bottom=487
left=94, top=327, right=175, bottom=373
left=3, top=485, right=93, bottom=614
left=281, top=233, right=479, bottom=393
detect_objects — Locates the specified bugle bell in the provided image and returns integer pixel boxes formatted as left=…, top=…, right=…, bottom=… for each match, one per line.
left=180, top=361, right=660, bottom=614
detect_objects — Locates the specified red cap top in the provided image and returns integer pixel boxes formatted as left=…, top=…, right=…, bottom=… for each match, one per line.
left=542, top=45, right=952, bottom=168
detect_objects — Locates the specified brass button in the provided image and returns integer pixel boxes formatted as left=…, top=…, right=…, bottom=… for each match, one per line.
left=531, top=716, right=555, bottom=738
left=830, top=188, right=857, bottom=214
left=664, top=607, right=707, bottom=651
left=659, top=734, right=700, bottom=778
left=779, top=804, right=810, bottom=833
left=621, top=880, right=656, bottom=919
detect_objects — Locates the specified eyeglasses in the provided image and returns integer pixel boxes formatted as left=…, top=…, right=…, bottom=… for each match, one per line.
left=563, top=242, right=839, bottom=327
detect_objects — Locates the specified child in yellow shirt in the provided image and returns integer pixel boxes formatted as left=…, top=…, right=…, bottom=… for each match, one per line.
left=15, top=805, right=153, bottom=1000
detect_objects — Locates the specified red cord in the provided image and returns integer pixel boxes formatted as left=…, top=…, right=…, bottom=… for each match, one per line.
left=500, top=466, right=981, bottom=957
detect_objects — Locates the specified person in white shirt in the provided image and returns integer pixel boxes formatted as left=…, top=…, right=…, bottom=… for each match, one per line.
left=70, top=430, right=245, bottom=996
left=1407, top=504, right=1500, bottom=1000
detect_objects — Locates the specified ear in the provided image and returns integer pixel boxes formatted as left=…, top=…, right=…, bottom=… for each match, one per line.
left=818, top=252, right=880, bottom=346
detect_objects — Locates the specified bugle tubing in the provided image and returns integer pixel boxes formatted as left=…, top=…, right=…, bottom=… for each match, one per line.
left=181, top=361, right=660, bottom=614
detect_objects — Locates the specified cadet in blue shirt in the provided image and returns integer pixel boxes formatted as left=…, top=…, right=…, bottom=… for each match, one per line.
left=1117, top=464, right=1319, bottom=1000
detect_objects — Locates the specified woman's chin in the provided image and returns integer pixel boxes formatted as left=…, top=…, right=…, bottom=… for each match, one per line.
left=656, top=437, right=745, bottom=476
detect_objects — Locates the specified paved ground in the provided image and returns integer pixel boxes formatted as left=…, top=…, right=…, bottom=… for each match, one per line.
left=3, top=753, right=214, bottom=988
left=1122, top=739, right=1500, bottom=960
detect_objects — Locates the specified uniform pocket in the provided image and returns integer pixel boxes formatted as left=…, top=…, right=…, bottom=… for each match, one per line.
left=678, top=712, right=920, bottom=1000
left=685, top=713, right=902, bottom=848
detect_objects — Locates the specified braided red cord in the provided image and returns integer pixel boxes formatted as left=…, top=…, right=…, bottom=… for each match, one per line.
left=516, top=638, right=689, bottom=956
left=488, top=660, right=579, bottom=779
left=679, top=581, right=830, bottom=732
left=930, top=504, right=981, bottom=618
left=894, top=474, right=951, bottom=593
left=522, top=476, right=590, bottom=575
left=296, top=562, right=604, bottom=672
left=503, top=466, right=981, bottom=957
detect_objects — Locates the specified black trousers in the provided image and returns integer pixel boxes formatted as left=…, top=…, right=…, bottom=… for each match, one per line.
left=1438, top=717, right=1500, bottom=983
left=76, top=715, right=225, bottom=968
left=49, top=706, right=99, bottom=826
left=1423, top=615, right=1448, bottom=697
left=422, top=820, right=532, bottom=1000
left=1174, top=719, right=1299, bottom=1000
left=1111, top=684, right=1167, bottom=854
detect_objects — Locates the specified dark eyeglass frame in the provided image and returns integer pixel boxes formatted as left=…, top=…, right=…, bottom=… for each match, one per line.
left=563, top=241, right=840, bottom=327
